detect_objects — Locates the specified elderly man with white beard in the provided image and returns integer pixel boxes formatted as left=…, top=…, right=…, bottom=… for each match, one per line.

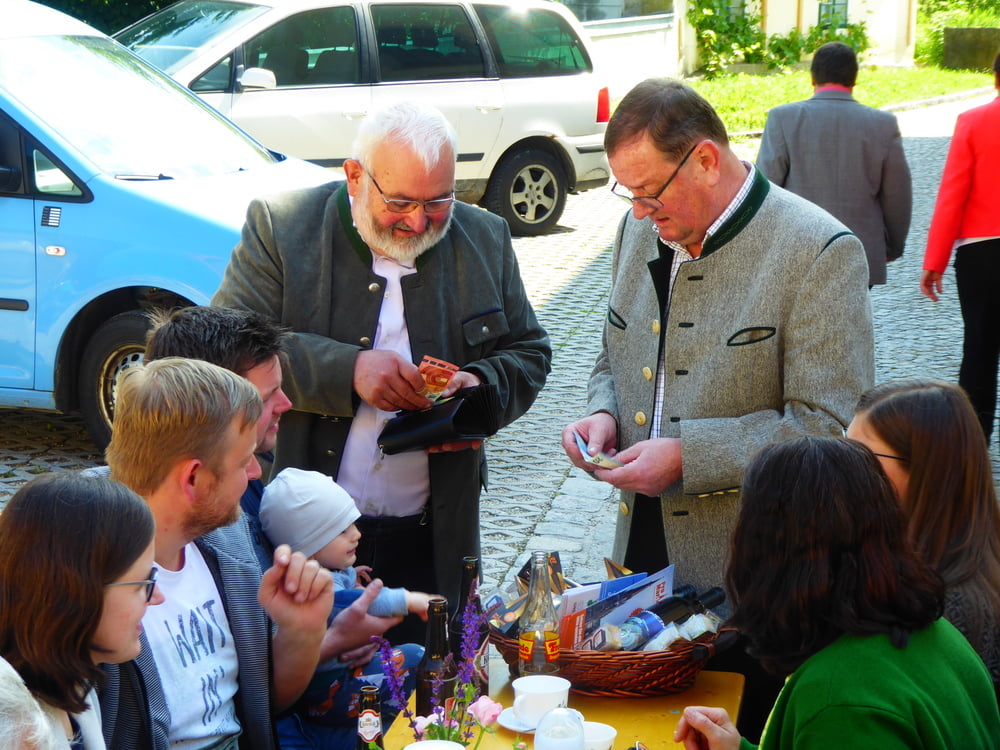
left=213, top=100, right=551, bottom=644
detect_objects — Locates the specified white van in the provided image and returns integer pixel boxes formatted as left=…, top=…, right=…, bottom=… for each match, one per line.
left=117, top=0, right=611, bottom=235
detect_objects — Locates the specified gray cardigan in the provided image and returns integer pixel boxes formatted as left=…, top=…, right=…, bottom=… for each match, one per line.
left=213, top=182, right=551, bottom=606
left=588, top=170, right=875, bottom=596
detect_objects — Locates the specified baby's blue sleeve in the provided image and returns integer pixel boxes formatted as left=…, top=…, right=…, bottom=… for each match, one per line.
left=328, top=567, right=409, bottom=621
left=368, top=586, right=409, bottom=618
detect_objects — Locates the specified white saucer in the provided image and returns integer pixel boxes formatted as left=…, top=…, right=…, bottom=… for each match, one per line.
left=497, top=707, right=536, bottom=733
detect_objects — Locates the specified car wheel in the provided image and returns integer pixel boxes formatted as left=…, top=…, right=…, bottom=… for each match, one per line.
left=79, top=310, right=150, bottom=449
left=483, top=149, right=567, bottom=236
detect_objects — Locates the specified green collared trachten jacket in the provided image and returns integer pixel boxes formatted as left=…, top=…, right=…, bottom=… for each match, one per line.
left=589, top=171, right=875, bottom=596
left=213, top=182, right=551, bottom=605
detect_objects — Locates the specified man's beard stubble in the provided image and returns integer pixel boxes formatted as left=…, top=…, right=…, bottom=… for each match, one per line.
left=182, top=479, right=242, bottom=539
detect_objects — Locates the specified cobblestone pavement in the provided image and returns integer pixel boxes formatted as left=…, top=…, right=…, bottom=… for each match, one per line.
left=0, top=91, right=998, bottom=597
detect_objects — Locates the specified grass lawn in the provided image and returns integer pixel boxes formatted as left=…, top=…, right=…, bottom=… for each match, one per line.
left=682, top=66, right=991, bottom=135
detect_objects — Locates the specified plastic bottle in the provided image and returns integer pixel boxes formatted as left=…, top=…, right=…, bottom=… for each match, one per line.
left=614, top=584, right=697, bottom=650
left=617, top=586, right=724, bottom=650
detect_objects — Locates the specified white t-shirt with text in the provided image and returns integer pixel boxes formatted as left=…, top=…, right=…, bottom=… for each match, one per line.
left=143, top=543, right=241, bottom=749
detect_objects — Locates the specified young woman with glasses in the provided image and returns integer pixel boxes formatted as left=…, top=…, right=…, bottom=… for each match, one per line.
left=847, top=377, right=1000, bottom=697
left=0, top=473, right=163, bottom=748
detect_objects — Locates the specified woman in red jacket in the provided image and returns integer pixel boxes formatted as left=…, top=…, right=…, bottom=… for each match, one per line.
left=921, top=52, right=1000, bottom=444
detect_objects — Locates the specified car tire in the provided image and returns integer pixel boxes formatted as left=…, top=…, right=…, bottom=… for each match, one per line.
left=79, top=310, right=150, bottom=449
left=483, top=149, right=567, bottom=236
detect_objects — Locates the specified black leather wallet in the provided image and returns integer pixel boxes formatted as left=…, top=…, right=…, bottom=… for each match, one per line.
left=377, top=384, right=500, bottom=454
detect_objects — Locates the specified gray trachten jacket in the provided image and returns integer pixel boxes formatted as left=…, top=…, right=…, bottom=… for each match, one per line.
left=213, top=182, right=551, bottom=605
left=588, top=170, right=875, bottom=596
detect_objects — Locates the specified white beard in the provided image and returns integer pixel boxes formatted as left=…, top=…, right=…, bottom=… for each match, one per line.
left=354, top=184, right=453, bottom=264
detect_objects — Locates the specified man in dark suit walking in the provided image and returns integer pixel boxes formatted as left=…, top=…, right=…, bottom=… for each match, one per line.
left=757, top=42, right=912, bottom=286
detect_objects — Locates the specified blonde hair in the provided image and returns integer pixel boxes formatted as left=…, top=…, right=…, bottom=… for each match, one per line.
left=0, top=657, right=58, bottom=750
left=106, top=358, right=261, bottom=495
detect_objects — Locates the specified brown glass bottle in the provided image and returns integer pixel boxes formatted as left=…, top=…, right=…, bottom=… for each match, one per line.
left=415, top=597, right=456, bottom=716
left=356, top=684, right=383, bottom=750
left=449, top=555, right=489, bottom=694
left=517, top=551, right=561, bottom=675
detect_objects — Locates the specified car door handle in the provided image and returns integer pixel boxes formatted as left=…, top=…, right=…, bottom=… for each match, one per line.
left=475, top=104, right=501, bottom=113
left=342, top=110, right=368, bottom=120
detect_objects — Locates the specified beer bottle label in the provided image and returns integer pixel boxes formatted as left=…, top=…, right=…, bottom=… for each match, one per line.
left=358, top=709, right=382, bottom=743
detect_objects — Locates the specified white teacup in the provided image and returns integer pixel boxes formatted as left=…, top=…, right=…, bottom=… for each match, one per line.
left=582, top=721, right=617, bottom=750
left=511, top=674, right=571, bottom=728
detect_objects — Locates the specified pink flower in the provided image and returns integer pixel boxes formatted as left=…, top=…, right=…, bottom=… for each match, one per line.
left=413, top=715, right=436, bottom=738
left=467, top=696, right=503, bottom=727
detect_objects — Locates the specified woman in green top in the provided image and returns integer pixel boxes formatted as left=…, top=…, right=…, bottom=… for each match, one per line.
left=675, top=436, right=1000, bottom=750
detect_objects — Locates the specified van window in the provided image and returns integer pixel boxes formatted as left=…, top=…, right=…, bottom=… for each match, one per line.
left=116, top=0, right=267, bottom=73
left=0, top=34, right=274, bottom=177
left=245, top=7, right=361, bottom=87
left=33, top=150, right=83, bottom=196
left=191, top=54, right=233, bottom=91
left=372, top=4, right=485, bottom=82
left=474, top=5, right=591, bottom=77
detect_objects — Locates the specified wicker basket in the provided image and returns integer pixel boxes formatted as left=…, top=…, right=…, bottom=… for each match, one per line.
left=489, top=627, right=738, bottom=698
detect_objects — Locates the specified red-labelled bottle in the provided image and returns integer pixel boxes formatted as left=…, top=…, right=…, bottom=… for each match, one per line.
left=518, top=551, right=561, bottom=675
left=356, top=684, right=383, bottom=750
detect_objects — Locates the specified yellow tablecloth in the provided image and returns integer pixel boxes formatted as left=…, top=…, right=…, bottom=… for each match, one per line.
left=384, top=648, right=744, bottom=749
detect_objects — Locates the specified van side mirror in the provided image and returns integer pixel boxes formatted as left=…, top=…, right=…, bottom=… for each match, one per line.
left=238, top=67, right=277, bottom=91
left=0, top=166, right=21, bottom=192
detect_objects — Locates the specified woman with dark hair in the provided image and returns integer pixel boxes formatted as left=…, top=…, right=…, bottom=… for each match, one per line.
left=0, top=473, right=163, bottom=748
left=675, top=436, right=999, bottom=750
left=847, top=377, right=1000, bottom=693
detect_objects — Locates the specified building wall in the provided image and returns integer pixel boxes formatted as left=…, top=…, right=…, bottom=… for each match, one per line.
left=583, top=0, right=916, bottom=80
left=585, top=13, right=681, bottom=98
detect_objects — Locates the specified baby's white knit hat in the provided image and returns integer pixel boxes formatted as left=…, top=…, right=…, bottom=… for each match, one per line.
left=260, top=467, right=361, bottom=558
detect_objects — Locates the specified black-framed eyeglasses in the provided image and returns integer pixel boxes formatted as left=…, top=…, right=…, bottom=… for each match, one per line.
left=611, top=142, right=699, bottom=210
left=363, top=168, right=454, bottom=214
left=842, top=429, right=909, bottom=462
left=107, top=566, right=158, bottom=602
left=871, top=452, right=909, bottom=462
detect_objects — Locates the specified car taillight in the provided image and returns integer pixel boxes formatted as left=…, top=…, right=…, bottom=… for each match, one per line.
left=597, top=86, right=610, bottom=123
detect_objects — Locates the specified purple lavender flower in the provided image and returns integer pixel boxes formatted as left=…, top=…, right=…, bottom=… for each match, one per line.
left=372, top=635, right=420, bottom=739
left=456, top=593, right=479, bottom=685
left=372, top=578, right=500, bottom=747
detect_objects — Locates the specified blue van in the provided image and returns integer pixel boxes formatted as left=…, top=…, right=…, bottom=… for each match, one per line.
left=0, top=1, right=332, bottom=446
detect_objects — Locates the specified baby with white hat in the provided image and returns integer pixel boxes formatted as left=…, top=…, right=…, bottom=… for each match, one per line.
left=261, top=468, right=429, bottom=730
left=260, top=467, right=434, bottom=620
